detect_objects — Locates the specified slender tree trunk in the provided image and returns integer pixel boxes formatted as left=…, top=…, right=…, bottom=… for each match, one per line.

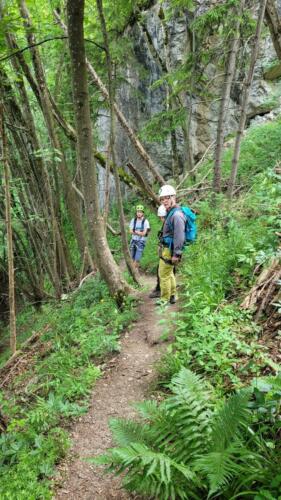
left=12, top=228, right=45, bottom=304
left=228, top=0, right=267, bottom=199
left=0, top=70, right=63, bottom=294
left=265, top=0, right=281, bottom=59
left=9, top=151, right=60, bottom=295
left=54, top=9, right=165, bottom=186
left=96, top=0, right=140, bottom=284
left=1, top=69, right=62, bottom=297
left=18, top=0, right=89, bottom=265
left=213, top=1, right=244, bottom=193
left=103, top=143, right=111, bottom=228
left=0, top=104, right=17, bottom=354
left=66, top=0, right=131, bottom=303
left=4, top=30, right=77, bottom=143
left=2, top=18, right=157, bottom=200
left=161, top=18, right=181, bottom=180
left=126, top=162, right=160, bottom=205
left=183, top=26, right=196, bottom=177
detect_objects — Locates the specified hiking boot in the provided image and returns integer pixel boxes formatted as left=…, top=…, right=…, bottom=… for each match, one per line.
left=170, top=295, right=176, bottom=304
left=149, top=289, right=161, bottom=299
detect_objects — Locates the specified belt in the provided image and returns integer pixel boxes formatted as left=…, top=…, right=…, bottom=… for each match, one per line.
left=160, top=256, right=173, bottom=265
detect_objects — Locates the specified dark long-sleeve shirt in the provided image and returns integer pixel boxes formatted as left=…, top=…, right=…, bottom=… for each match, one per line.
left=162, top=206, right=186, bottom=256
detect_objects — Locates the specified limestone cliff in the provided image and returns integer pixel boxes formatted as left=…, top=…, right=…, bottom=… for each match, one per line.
left=97, top=0, right=281, bottom=182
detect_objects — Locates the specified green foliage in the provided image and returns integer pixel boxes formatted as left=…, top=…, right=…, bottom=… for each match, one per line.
left=192, top=0, right=254, bottom=43
left=99, top=153, right=281, bottom=498
left=221, top=119, right=281, bottom=182
left=139, top=108, right=186, bottom=143
left=0, top=275, right=136, bottom=498
left=158, top=166, right=280, bottom=388
left=139, top=210, right=161, bottom=273
left=96, top=368, right=280, bottom=498
left=0, top=427, right=69, bottom=500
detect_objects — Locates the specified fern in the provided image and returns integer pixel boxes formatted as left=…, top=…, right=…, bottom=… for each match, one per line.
left=98, top=442, right=195, bottom=500
left=195, top=390, right=263, bottom=495
left=195, top=442, right=250, bottom=495
left=133, top=399, right=160, bottom=420
left=95, top=368, right=272, bottom=498
left=109, top=417, right=151, bottom=447
left=160, top=368, right=213, bottom=463
left=211, top=390, right=251, bottom=451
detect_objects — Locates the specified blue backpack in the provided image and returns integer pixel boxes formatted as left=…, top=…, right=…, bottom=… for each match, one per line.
left=164, top=206, right=197, bottom=247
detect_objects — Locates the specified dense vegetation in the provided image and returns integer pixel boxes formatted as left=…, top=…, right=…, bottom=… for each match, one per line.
left=0, top=0, right=281, bottom=498
left=96, top=120, right=281, bottom=499
left=0, top=278, right=135, bottom=498
left=1, top=114, right=279, bottom=500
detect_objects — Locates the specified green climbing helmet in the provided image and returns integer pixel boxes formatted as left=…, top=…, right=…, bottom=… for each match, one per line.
left=136, top=204, right=144, bottom=212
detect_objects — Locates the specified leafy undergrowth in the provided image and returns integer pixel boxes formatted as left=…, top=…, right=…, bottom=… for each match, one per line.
left=99, top=164, right=281, bottom=498
left=96, top=368, right=281, bottom=500
left=0, top=276, right=135, bottom=499
left=163, top=168, right=280, bottom=389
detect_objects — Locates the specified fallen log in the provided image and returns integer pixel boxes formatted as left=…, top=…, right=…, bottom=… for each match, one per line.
left=241, top=258, right=281, bottom=320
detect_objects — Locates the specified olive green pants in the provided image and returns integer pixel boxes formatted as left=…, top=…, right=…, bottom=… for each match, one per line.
left=159, top=248, right=176, bottom=302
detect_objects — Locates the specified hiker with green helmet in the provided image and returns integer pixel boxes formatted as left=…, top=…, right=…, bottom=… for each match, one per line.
left=129, top=205, right=150, bottom=269
left=157, top=185, right=186, bottom=305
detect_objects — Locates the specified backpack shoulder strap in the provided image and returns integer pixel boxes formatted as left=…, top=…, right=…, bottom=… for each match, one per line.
left=133, top=217, right=137, bottom=232
left=166, top=207, right=183, bottom=229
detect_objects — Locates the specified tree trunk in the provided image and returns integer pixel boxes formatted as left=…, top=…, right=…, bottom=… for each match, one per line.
left=265, top=0, right=281, bottom=59
left=4, top=26, right=156, bottom=205
left=228, top=0, right=268, bottom=199
left=213, top=0, right=244, bottom=193
left=103, top=143, right=111, bottom=228
left=96, top=0, right=140, bottom=285
left=0, top=70, right=65, bottom=296
left=182, top=26, right=196, bottom=178
left=54, top=9, right=165, bottom=186
left=1, top=67, right=62, bottom=297
left=66, top=0, right=131, bottom=303
left=18, top=0, right=89, bottom=265
left=0, top=104, right=17, bottom=354
left=126, top=162, right=160, bottom=205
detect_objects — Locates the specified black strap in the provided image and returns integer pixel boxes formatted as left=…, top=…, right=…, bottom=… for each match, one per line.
left=160, top=256, right=173, bottom=265
left=133, top=217, right=145, bottom=232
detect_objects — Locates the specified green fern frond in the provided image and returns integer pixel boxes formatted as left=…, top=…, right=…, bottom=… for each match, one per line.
left=94, top=369, right=269, bottom=498
left=157, top=368, right=213, bottom=463
left=133, top=399, right=160, bottom=420
left=211, top=390, right=251, bottom=451
left=168, top=368, right=213, bottom=402
left=268, top=372, right=281, bottom=391
left=109, top=417, right=150, bottom=447
left=195, top=442, right=246, bottom=495
left=105, top=442, right=194, bottom=499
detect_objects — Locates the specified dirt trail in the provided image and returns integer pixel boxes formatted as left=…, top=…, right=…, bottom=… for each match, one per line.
left=55, top=276, right=176, bottom=500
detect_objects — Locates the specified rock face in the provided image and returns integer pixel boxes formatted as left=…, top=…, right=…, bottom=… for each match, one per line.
left=98, top=0, right=281, bottom=182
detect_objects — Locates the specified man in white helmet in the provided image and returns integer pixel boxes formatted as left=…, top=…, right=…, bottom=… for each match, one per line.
left=157, top=185, right=186, bottom=304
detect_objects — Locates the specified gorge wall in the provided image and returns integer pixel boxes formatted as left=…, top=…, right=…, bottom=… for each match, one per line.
left=97, top=0, right=281, bottom=184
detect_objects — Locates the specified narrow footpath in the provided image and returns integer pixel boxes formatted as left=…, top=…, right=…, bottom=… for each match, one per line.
left=55, top=276, right=176, bottom=500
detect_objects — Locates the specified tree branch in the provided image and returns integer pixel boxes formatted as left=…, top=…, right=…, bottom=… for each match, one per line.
left=0, top=36, right=104, bottom=63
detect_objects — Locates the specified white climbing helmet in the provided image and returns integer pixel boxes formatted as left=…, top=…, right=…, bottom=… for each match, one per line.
left=157, top=204, right=167, bottom=217
left=159, top=184, right=176, bottom=197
